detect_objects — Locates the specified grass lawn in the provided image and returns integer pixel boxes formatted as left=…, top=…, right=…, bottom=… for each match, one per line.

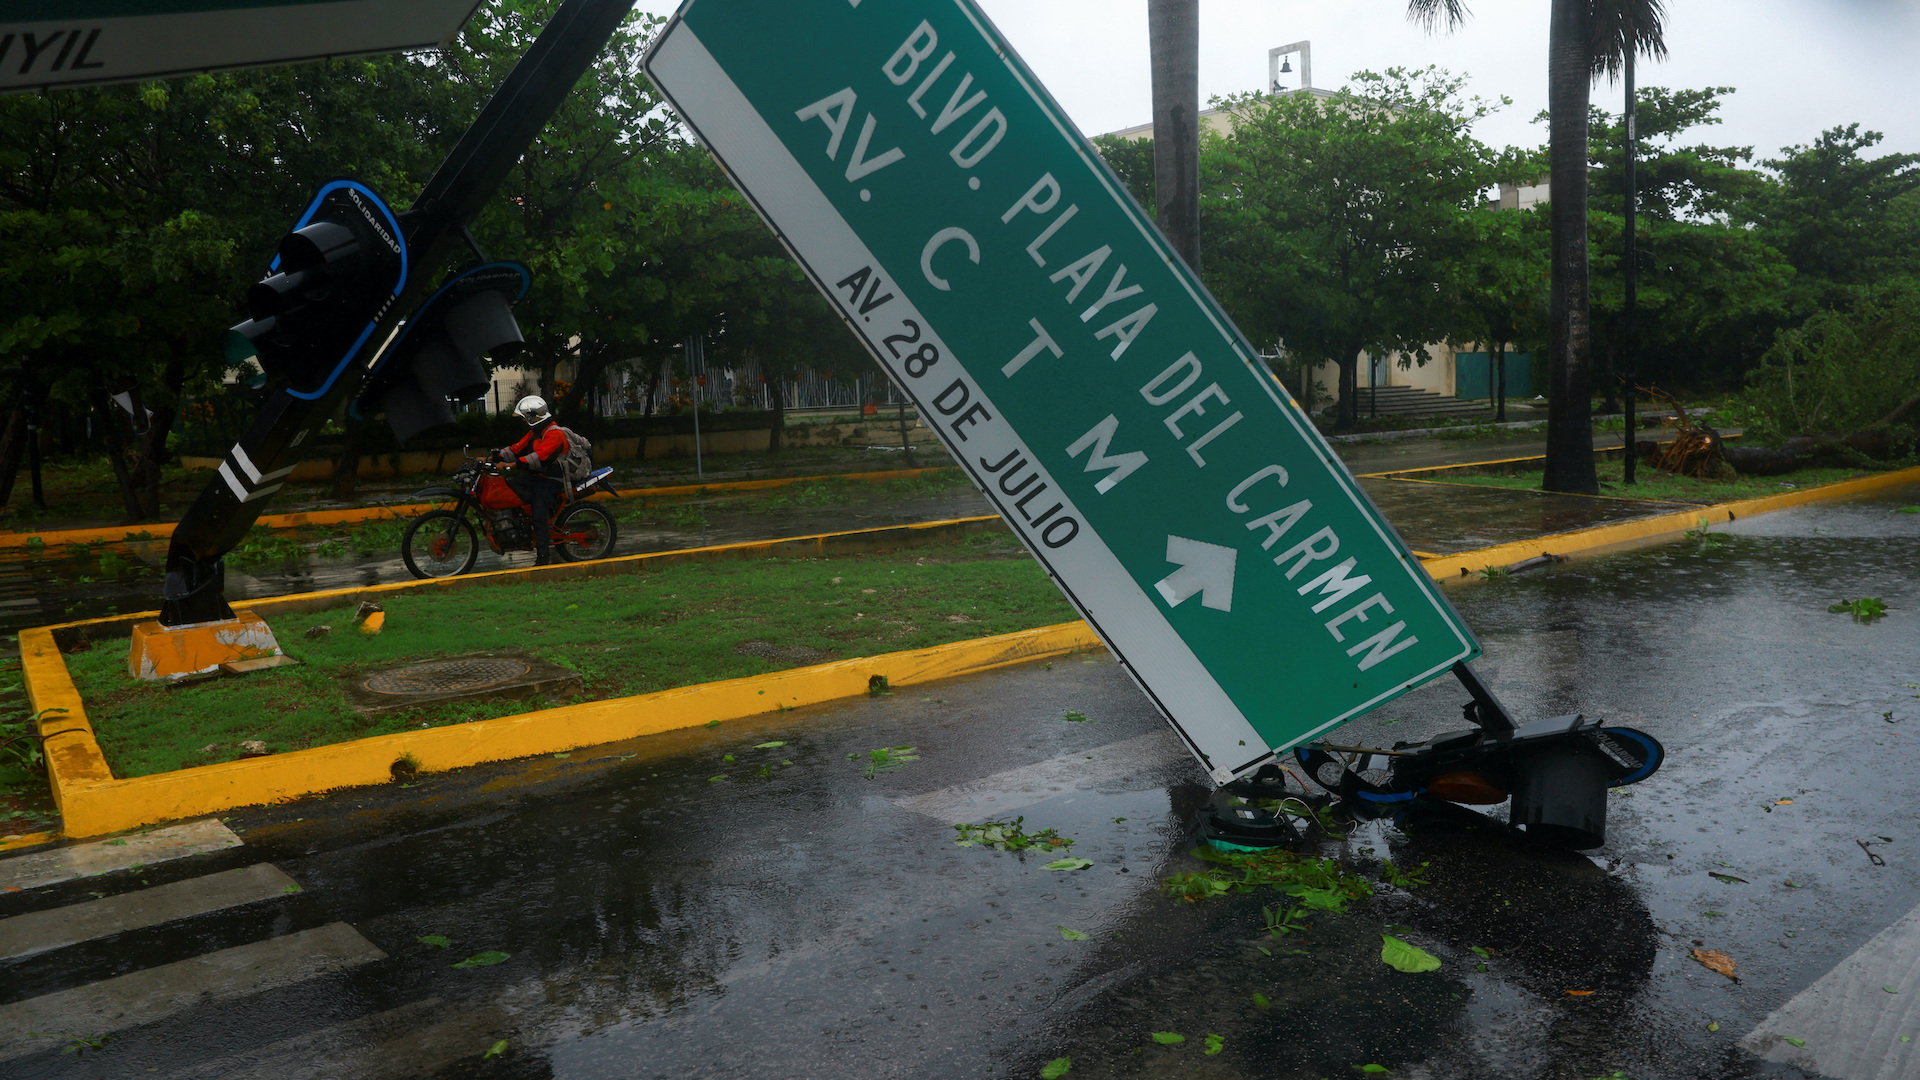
left=65, top=532, right=1076, bottom=778
left=1414, top=462, right=1885, bottom=504
left=212, top=469, right=976, bottom=564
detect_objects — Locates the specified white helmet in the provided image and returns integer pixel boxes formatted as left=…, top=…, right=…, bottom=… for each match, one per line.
left=514, top=395, right=551, bottom=425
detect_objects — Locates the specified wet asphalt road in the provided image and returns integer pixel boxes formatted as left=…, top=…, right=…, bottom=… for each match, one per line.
left=2, top=484, right=1917, bottom=1078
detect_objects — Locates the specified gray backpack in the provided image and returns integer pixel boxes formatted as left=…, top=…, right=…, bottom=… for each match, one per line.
left=554, top=425, right=594, bottom=485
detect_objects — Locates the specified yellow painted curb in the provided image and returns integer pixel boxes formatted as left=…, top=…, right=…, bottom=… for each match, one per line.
left=0, top=466, right=959, bottom=552
left=1417, top=465, right=1920, bottom=579
left=36, top=621, right=1101, bottom=838
left=0, top=831, right=57, bottom=854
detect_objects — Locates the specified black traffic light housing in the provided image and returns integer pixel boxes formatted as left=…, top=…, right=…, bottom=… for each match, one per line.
left=225, top=180, right=408, bottom=398
left=354, top=261, right=531, bottom=444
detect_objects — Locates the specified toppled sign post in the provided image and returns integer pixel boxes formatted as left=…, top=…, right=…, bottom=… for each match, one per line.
left=643, top=0, right=1660, bottom=846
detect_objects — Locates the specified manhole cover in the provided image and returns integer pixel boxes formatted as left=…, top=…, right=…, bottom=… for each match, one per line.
left=364, top=658, right=532, bottom=696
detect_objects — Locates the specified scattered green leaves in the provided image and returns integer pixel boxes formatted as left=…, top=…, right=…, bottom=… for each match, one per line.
left=452, top=950, right=511, bottom=969
left=953, top=817, right=1073, bottom=852
left=1251, top=992, right=1270, bottom=1009
left=1162, top=846, right=1373, bottom=911
left=1829, top=597, right=1889, bottom=622
left=1040, top=1057, right=1072, bottom=1079
left=1262, top=904, right=1308, bottom=938
left=1380, top=934, right=1441, bottom=973
left=1469, top=945, right=1492, bottom=959
left=1045, top=858, right=1094, bottom=871
left=417, top=935, right=451, bottom=949
left=1356, top=1066, right=1389, bottom=1075
left=484, top=1039, right=508, bottom=1060
left=1783, top=1037, right=1806, bottom=1048
left=1149, top=1031, right=1185, bottom=1045
left=852, top=745, right=919, bottom=779
left=1686, top=517, right=1727, bottom=548
left=1204, top=1033, right=1224, bottom=1056
left=1059, top=710, right=1089, bottom=722
left=1057, top=925, right=1090, bottom=941
left=1380, top=860, right=1430, bottom=888
left=28, top=1033, right=110, bottom=1056
left=754, top=741, right=787, bottom=749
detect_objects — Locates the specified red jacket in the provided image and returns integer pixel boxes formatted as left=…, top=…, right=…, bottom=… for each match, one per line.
left=505, top=421, right=568, bottom=478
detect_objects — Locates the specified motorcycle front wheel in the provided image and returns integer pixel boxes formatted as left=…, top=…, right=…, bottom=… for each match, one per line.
left=553, top=502, right=617, bottom=563
left=402, top=510, right=480, bottom=579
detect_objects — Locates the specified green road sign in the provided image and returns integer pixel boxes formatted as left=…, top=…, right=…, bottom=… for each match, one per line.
left=645, top=0, right=1479, bottom=783
left=1, top=0, right=483, bottom=94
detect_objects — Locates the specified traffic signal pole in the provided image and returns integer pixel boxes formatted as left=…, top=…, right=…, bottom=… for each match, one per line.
left=159, top=0, right=637, bottom=627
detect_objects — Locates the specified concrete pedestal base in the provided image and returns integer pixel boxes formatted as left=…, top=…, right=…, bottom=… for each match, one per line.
left=127, top=613, right=284, bottom=681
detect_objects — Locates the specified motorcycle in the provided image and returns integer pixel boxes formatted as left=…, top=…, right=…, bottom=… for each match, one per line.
left=401, top=448, right=619, bottom=578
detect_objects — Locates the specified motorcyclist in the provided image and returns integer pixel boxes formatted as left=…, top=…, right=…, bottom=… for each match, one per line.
left=496, top=395, right=568, bottom=565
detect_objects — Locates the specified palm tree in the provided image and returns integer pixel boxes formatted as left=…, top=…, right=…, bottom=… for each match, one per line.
left=1147, top=0, right=1201, bottom=271
left=1408, top=0, right=1666, bottom=493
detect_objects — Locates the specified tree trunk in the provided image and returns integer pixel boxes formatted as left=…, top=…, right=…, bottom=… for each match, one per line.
left=1493, top=340, right=1507, bottom=423
left=1147, top=0, right=1201, bottom=272
left=1335, top=347, right=1362, bottom=431
left=554, top=348, right=616, bottom=428
left=768, top=372, right=786, bottom=453
left=91, top=386, right=145, bottom=523
left=127, top=354, right=183, bottom=518
left=0, top=395, right=26, bottom=510
left=1542, top=0, right=1599, bottom=494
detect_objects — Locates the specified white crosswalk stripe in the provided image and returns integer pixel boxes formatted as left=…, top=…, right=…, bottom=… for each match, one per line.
left=0, top=822, right=384, bottom=1065
left=895, top=729, right=1185, bottom=822
left=1743, top=898, right=1920, bottom=1079
left=0, top=819, right=241, bottom=892
left=0, top=923, right=387, bottom=1060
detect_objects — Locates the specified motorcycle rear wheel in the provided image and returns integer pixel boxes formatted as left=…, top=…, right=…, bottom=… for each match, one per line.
left=554, top=502, right=617, bottom=563
left=402, top=510, right=480, bottom=579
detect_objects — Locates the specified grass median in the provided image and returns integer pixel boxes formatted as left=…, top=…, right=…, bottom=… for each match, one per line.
left=1415, top=462, right=1884, bottom=503
left=65, top=532, right=1076, bottom=779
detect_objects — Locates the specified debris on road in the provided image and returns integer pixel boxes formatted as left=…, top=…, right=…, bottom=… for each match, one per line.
left=1691, top=948, right=1739, bottom=981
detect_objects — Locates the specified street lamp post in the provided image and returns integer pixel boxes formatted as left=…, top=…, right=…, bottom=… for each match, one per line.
left=1621, top=22, right=1639, bottom=484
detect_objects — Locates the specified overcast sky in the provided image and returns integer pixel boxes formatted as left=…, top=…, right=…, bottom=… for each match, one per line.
left=632, top=0, right=1920, bottom=168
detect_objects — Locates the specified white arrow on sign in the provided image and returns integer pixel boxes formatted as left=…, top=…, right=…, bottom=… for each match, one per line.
left=1153, top=535, right=1238, bottom=613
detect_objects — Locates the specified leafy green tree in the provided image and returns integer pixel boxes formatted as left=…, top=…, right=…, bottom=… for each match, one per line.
left=1724, top=282, right=1920, bottom=444
left=0, top=58, right=463, bottom=519
left=1447, top=201, right=1551, bottom=421
left=1581, top=87, right=1792, bottom=393
left=1202, top=68, right=1506, bottom=430
left=1742, top=124, right=1920, bottom=315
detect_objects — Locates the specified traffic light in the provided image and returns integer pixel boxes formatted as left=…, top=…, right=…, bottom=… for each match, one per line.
left=225, top=179, right=407, bottom=397
left=355, top=261, right=531, bottom=444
